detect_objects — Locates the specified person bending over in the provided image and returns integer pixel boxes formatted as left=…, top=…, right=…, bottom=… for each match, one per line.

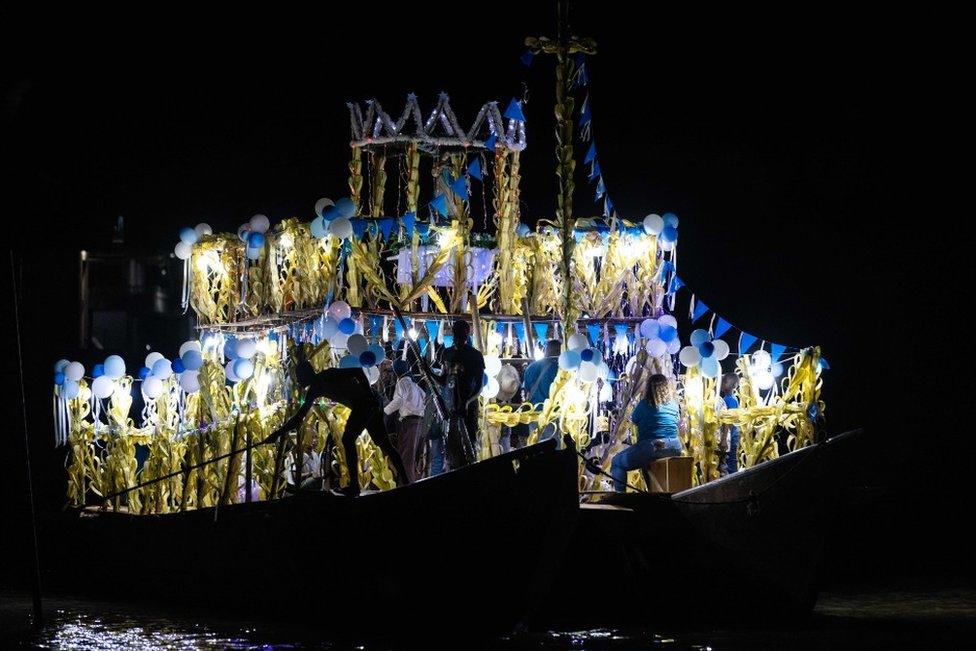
left=272, top=361, right=409, bottom=496
left=611, top=374, right=683, bottom=492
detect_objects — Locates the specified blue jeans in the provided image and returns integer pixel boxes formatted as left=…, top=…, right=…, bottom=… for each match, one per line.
left=611, top=436, right=683, bottom=492
left=728, top=429, right=740, bottom=474
left=429, top=437, right=445, bottom=476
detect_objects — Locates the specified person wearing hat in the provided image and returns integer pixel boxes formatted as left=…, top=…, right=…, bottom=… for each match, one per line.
left=270, top=361, right=409, bottom=496
left=384, top=359, right=427, bottom=483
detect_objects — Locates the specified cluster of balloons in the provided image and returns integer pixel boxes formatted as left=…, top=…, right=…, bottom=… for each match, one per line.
left=53, top=359, right=86, bottom=400
left=238, top=214, right=271, bottom=261
left=558, top=333, right=611, bottom=383
left=319, top=301, right=360, bottom=349
left=174, top=223, right=213, bottom=260
left=679, top=329, right=731, bottom=378
left=140, top=340, right=205, bottom=398
left=642, top=212, right=679, bottom=252
left=310, top=197, right=357, bottom=240
left=223, top=337, right=259, bottom=383
left=481, top=354, right=504, bottom=398
left=639, top=315, right=682, bottom=357
left=749, top=349, right=784, bottom=391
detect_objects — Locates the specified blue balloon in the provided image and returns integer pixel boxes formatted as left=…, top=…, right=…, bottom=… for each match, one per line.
left=580, top=348, right=595, bottom=363
left=179, top=227, right=199, bottom=245
left=322, top=206, right=339, bottom=223
left=661, top=225, right=678, bottom=243
left=138, top=366, right=151, bottom=380
left=224, top=338, right=238, bottom=360
left=247, top=231, right=265, bottom=248
left=103, top=355, right=126, bottom=379
left=335, top=197, right=356, bottom=218
left=338, top=317, right=356, bottom=335
left=658, top=325, right=677, bottom=343
left=517, top=223, right=531, bottom=236
left=558, top=350, right=582, bottom=370
left=359, top=351, right=377, bottom=367
left=366, top=344, right=386, bottom=363
left=246, top=247, right=261, bottom=261
left=61, top=380, right=80, bottom=400
left=92, top=364, right=105, bottom=378
left=700, top=356, right=720, bottom=378
left=483, top=372, right=489, bottom=387
left=698, top=341, right=715, bottom=358
left=689, top=329, right=711, bottom=347
left=54, top=372, right=65, bottom=386
left=172, top=358, right=185, bottom=374
left=181, top=350, right=203, bottom=371
left=662, top=212, right=679, bottom=228
left=339, top=354, right=361, bottom=369
left=54, top=359, right=70, bottom=373
left=310, top=216, right=327, bottom=238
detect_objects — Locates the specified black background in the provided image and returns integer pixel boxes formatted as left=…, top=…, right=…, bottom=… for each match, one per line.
left=1, top=4, right=968, bottom=588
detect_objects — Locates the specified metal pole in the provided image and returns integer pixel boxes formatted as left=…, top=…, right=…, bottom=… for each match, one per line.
left=10, top=249, right=44, bottom=628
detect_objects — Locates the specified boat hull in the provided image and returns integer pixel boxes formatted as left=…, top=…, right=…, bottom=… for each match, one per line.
left=41, top=439, right=579, bottom=638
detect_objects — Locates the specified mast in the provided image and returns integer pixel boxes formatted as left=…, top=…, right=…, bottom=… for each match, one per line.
left=526, top=1, right=597, bottom=336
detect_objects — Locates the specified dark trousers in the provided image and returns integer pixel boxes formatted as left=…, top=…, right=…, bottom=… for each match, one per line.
left=395, top=415, right=422, bottom=484
left=342, top=399, right=409, bottom=493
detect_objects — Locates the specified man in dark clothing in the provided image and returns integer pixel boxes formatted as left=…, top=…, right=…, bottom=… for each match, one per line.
left=440, top=319, right=485, bottom=448
left=271, top=362, right=409, bottom=496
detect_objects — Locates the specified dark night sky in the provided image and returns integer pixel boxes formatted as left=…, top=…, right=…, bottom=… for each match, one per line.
left=1, top=3, right=967, bottom=572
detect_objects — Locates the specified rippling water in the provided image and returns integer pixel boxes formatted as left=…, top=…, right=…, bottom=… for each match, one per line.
left=4, top=587, right=975, bottom=649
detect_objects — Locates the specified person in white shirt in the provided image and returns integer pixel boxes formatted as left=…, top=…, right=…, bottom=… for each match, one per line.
left=286, top=432, right=323, bottom=489
left=384, top=359, right=427, bottom=483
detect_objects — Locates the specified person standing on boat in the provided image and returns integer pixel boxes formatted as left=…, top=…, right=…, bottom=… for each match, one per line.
left=718, top=374, right=741, bottom=475
left=286, top=431, right=323, bottom=490
left=522, top=339, right=561, bottom=443
left=271, top=361, right=410, bottom=496
left=610, top=374, right=683, bottom=492
left=383, top=359, right=426, bottom=483
left=438, top=319, right=485, bottom=448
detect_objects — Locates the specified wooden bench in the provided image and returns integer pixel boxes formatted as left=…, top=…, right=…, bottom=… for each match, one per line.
left=642, top=456, right=693, bottom=493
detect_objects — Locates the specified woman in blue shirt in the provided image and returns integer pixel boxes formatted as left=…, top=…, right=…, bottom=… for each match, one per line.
left=611, top=374, right=683, bottom=492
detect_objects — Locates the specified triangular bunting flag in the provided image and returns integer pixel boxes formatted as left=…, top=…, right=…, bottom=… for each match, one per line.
left=713, top=317, right=732, bottom=338
left=520, top=49, right=535, bottom=67
left=370, top=316, right=383, bottom=338
left=393, top=319, right=404, bottom=343
left=440, top=169, right=453, bottom=187
left=819, top=358, right=830, bottom=370
left=467, top=157, right=482, bottom=181
left=504, top=99, right=525, bottom=122
left=739, top=332, right=758, bottom=355
left=379, top=218, right=394, bottom=240
left=584, top=143, right=597, bottom=164
left=769, top=343, right=787, bottom=363
left=450, top=176, right=468, bottom=201
left=671, top=276, right=685, bottom=292
left=484, top=132, right=497, bottom=152
left=416, top=223, right=430, bottom=236
left=588, top=160, right=601, bottom=181
left=604, top=197, right=614, bottom=217
left=351, top=219, right=368, bottom=239
left=429, top=194, right=448, bottom=217
left=595, top=178, right=606, bottom=199
left=426, top=320, right=440, bottom=348
left=534, top=323, right=548, bottom=345
left=586, top=323, right=601, bottom=346
left=513, top=322, right=526, bottom=347
left=401, top=211, right=416, bottom=236
left=692, top=300, right=710, bottom=322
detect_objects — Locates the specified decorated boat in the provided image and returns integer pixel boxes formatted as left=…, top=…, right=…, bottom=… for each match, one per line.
left=40, top=3, right=837, bottom=635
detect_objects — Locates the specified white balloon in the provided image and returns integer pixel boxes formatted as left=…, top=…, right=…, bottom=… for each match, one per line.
left=482, top=377, right=500, bottom=399
left=364, top=366, right=380, bottom=386
left=597, top=361, right=610, bottom=380
left=578, top=361, right=599, bottom=383
left=143, top=376, right=164, bottom=399
left=145, top=352, right=164, bottom=368
left=249, top=214, right=270, bottom=234
left=645, top=338, right=668, bottom=357
left=484, top=355, right=502, bottom=377
left=599, top=382, right=613, bottom=402
left=65, top=362, right=85, bottom=382
left=237, top=223, right=251, bottom=242
left=329, top=217, right=353, bottom=240
left=224, top=360, right=240, bottom=382
left=568, top=333, right=588, bottom=351
left=174, top=241, right=192, bottom=260
left=235, top=339, right=257, bottom=359
left=658, top=314, right=678, bottom=329
left=314, top=197, right=334, bottom=217
left=180, top=371, right=200, bottom=393
left=752, top=350, right=772, bottom=369
left=233, top=359, right=254, bottom=380
left=679, top=345, right=701, bottom=368
left=712, top=339, right=730, bottom=361
left=643, top=213, right=664, bottom=235
left=179, top=340, right=202, bottom=357
left=322, top=316, right=339, bottom=339
left=327, top=301, right=352, bottom=321
left=61, top=380, right=80, bottom=400
left=91, top=375, right=114, bottom=399
left=660, top=238, right=676, bottom=252
left=639, top=319, right=659, bottom=339
left=756, top=371, right=775, bottom=391
left=330, top=332, right=349, bottom=350
left=346, top=334, right=368, bottom=356
left=103, top=355, right=126, bottom=379
left=194, top=223, right=212, bottom=237
left=700, top=356, right=720, bottom=378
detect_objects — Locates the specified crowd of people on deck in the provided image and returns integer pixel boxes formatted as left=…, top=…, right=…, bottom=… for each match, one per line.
left=280, top=318, right=742, bottom=496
